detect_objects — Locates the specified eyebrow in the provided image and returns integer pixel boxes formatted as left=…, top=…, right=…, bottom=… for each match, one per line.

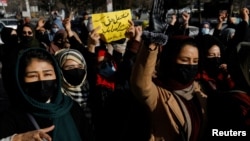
left=179, top=56, right=199, bottom=59
left=64, top=64, right=83, bottom=67
left=26, top=69, right=54, bottom=74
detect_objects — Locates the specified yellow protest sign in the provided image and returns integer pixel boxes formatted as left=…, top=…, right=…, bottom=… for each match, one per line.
left=91, top=9, right=132, bottom=43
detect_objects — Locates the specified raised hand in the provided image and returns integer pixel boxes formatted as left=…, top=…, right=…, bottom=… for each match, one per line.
left=125, top=20, right=135, bottom=39
left=36, top=18, right=46, bottom=31
left=241, top=7, right=249, bottom=23
left=182, top=11, right=190, bottom=28
left=134, top=26, right=142, bottom=42
left=12, top=125, right=55, bottom=141
left=87, top=26, right=101, bottom=53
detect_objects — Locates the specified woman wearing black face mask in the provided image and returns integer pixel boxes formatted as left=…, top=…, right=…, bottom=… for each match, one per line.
left=207, top=42, right=250, bottom=140
left=55, top=48, right=94, bottom=140
left=131, top=34, right=208, bottom=141
left=19, top=23, right=44, bottom=50
left=0, top=27, right=19, bottom=109
left=195, top=35, right=234, bottom=95
left=0, top=48, right=91, bottom=141
left=55, top=49, right=91, bottom=116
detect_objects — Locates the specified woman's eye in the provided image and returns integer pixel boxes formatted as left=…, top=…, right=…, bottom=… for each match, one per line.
left=44, top=73, right=52, bottom=77
left=180, top=58, right=189, bottom=62
left=78, top=65, right=84, bottom=69
left=63, top=66, right=72, bottom=70
left=27, top=75, right=38, bottom=78
left=193, top=60, right=199, bottom=64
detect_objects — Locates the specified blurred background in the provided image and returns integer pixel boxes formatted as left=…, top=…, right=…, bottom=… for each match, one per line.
left=0, top=0, right=248, bottom=20
left=0, top=0, right=248, bottom=35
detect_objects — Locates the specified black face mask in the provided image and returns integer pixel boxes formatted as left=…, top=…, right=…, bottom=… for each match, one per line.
left=22, top=36, right=33, bottom=42
left=204, top=57, right=221, bottom=77
left=23, top=80, right=57, bottom=103
left=173, top=64, right=198, bottom=84
left=62, top=68, right=86, bottom=86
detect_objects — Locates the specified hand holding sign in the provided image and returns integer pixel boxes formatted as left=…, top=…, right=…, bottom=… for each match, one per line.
left=125, top=20, right=135, bottom=39
left=87, top=26, right=101, bottom=53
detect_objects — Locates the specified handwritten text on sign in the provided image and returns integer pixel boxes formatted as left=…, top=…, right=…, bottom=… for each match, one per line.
left=92, top=9, right=132, bottom=43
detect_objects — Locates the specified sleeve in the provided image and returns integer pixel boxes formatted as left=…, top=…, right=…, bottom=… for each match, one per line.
left=130, top=43, right=159, bottom=111
left=0, top=134, right=16, bottom=141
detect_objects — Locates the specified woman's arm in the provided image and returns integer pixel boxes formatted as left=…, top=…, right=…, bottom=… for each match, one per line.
left=130, top=27, right=160, bottom=111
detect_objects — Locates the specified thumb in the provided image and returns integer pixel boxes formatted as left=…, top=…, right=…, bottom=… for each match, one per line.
left=39, top=125, right=55, bottom=133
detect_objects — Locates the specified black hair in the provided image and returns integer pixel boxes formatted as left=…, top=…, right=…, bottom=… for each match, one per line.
left=195, top=34, right=226, bottom=70
left=15, top=48, right=58, bottom=108
left=160, top=36, right=197, bottom=65
left=18, top=48, right=55, bottom=84
left=158, top=36, right=198, bottom=79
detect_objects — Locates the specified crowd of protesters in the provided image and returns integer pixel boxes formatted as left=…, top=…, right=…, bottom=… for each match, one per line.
left=0, top=6, right=249, bottom=141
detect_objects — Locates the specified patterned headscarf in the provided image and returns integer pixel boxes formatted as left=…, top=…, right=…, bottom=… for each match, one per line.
left=55, top=49, right=91, bottom=117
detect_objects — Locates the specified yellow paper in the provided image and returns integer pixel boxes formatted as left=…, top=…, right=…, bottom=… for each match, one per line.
left=92, top=9, right=132, bottom=43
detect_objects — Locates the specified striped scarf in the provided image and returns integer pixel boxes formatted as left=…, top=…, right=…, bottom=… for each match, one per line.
left=62, top=80, right=92, bottom=119
left=55, top=48, right=92, bottom=119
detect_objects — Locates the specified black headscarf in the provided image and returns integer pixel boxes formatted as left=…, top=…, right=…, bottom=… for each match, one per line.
left=195, top=35, right=225, bottom=72
left=158, top=35, right=198, bottom=90
left=1, top=27, right=18, bottom=44
left=15, top=47, right=82, bottom=141
left=19, top=23, right=40, bottom=50
left=228, top=42, right=250, bottom=93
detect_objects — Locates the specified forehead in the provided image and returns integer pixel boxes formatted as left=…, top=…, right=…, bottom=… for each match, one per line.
left=25, top=58, right=54, bottom=72
left=208, top=45, right=220, bottom=52
left=178, top=45, right=198, bottom=57
left=63, top=59, right=81, bottom=65
left=23, top=26, right=32, bottom=31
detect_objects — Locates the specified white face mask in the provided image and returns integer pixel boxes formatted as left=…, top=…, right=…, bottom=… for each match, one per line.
left=202, top=28, right=210, bottom=35
left=52, top=28, right=59, bottom=33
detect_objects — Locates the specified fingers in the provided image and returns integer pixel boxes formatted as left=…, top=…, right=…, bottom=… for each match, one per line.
left=125, top=20, right=136, bottom=38
left=90, top=26, right=101, bottom=39
left=134, top=26, right=142, bottom=42
left=88, top=26, right=101, bottom=45
left=39, top=125, right=55, bottom=133
left=128, top=20, right=134, bottom=26
left=38, top=132, right=52, bottom=141
left=33, top=125, right=55, bottom=141
left=182, top=12, right=190, bottom=17
left=135, top=26, right=142, bottom=34
left=13, top=126, right=53, bottom=141
left=32, top=125, right=54, bottom=141
left=243, top=8, right=249, bottom=12
left=241, top=7, right=249, bottom=15
left=63, top=18, right=71, bottom=25
left=171, top=15, right=177, bottom=19
left=182, top=12, right=190, bottom=21
left=91, top=26, right=101, bottom=35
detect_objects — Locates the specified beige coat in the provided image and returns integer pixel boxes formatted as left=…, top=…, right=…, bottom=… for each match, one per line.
left=130, top=45, right=208, bottom=141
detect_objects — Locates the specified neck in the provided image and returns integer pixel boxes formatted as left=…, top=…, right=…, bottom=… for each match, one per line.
left=154, top=78, right=193, bottom=91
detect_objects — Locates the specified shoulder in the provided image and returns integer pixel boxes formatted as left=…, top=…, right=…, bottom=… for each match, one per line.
left=194, top=81, right=208, bottom=98
left=155, top=85, right=173, bottom=100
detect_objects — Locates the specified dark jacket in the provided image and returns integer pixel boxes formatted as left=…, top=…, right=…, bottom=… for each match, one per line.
left=0, top=48, right=91, bottom=141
